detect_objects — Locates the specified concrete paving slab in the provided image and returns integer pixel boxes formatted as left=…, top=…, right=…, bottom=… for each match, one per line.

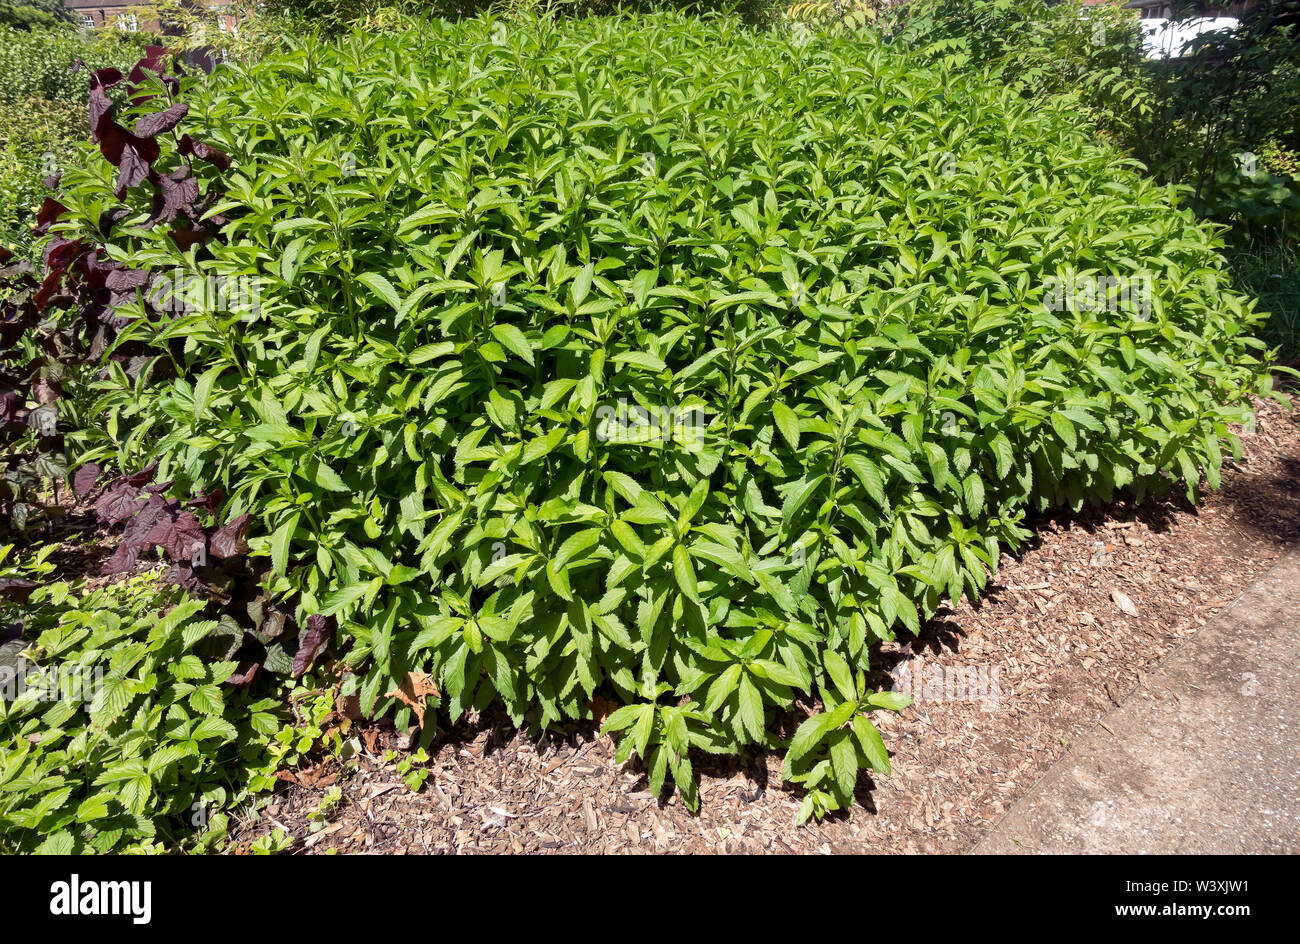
left=973, top=545, right=1300, bottom=854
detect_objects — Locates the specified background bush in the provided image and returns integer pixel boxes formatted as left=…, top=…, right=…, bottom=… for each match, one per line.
left=0, top=24, right=152, bottom=103
left=258, top=0, right=784, bottom=32
left=0, top=96, right=83, bottom=258
left=0, top=25, right=156, bottom=256
left=0, top=0, right=73, bottom=31
left=856, top=0, right=1300, bottom=355
left=44, top=11, right=1276, bottom=818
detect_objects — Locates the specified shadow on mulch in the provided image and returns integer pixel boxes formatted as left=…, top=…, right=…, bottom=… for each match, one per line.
left=35, top=515, right=116, bottom=580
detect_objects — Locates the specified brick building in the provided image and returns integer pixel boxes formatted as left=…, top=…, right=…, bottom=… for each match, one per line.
left=61, top=0, right=235, bottom=34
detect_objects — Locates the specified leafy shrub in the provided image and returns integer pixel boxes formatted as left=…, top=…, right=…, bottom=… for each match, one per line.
left=2, top=46, right=336, bottom=689
left=879, top=0, right=1153, bottom=129
left=1, top=47, right=239, bottom=540
left=1, top=240, right=75, bottom=535
left=785, top=0, right=903, bottom=32
left=138, top=0, right=308, bottom=65
left=45, top=13, right=1275, bottom=819
left=888, top=0, right=1300, bottom=242
left=0, top=550, right=298, bottom=853
left=259, top=0, right=784, bottom=34
left=0, top=0, right=73, bottom=31
left=0, top=95, right=84, bottom=257
left=1203, top=166, right=1300, bottom=239
left=0, top=25, right=154, bottom=104
left=1130, top=12, right=1300, bottom=237
left=0, top=25, right=157, bottom=255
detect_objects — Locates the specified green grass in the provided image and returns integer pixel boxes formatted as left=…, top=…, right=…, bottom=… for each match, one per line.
left=1225, top=241, right=1300, bottom=364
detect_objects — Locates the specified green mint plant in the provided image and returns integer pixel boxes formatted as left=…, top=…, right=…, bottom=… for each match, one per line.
left=35, top=11, right=1279, bottom=819
left=782, top=651, right=910, bottom=823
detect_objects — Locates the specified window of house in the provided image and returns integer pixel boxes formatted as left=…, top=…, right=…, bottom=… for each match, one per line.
left=116, top=12, right=138, bottom=32
left=82, top=13, right=95, bottom=28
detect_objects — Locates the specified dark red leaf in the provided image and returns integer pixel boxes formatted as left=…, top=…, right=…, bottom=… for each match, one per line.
left=185, top=488, right=224, bottom=515
left=123, top=462, right=158, bottom=488
left=100, top=543, right=140, bottom=576
left=209, top=512, right=250, bottom=559
left=95, top=482, right=145, bottom=524
left=73, top=462, right=102, bottom=497
left=166, top=561, right=206, bottom=591
left=292, top=615, right=333, bottom=678
left=143, top=506, right=206, bottom=561
left=116, top=140, right=154, bottom=194
left=147, top=167, right=199, bottom=225
left=43, top=237, right=83, bottom=270
left=104, top=268, right=149, bottom=292
left=77, top=251, right=111, bottom=289
left=33, top=269, right=64, bottom=309
left=97, top=207, right=130, bottom=236
left=178, top=134, right=232, bottom=172
left=0, top=393, right=21, bottom=424
left=119, top=494, right=166, bottom=546
left=98, top=123, right=160, bottom=190
left=89, top=67, right=123, bottom=90
left=226, top=660, right=260, bottom=688
left=32, top=198, right=68, bottom=237
left=127, top=47, right=167, bottom=89
left=169, top=226, right=213, bottom=251
left=133, top=102, right=188, bottom=138
left=89, top=86, right=113, bottom=140
left=0, top=578, right=38, bottom=604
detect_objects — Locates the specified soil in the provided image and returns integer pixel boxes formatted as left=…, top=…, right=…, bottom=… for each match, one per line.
left=223, top=393, right=1300, bottom=855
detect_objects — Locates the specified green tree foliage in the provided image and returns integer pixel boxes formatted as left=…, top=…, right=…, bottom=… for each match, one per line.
left=0, top=0, right=75, bottom=31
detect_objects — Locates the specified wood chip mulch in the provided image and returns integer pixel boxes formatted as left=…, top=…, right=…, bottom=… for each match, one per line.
left=229, top=393, right=1300, bottom=855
